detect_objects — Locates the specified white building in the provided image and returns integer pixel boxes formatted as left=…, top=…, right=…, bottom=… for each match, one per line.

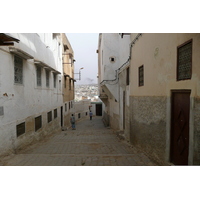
left=98, top=33, right=130, bottom=130
left=0, top=33, right=69, bottom=156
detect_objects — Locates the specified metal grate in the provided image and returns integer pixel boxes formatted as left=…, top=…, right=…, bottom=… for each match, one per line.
left=35, top=115, right=42, bottom=131
left=177, top=41, right=192, bottom=81
left=16, top=122, right=25, bottom=137
left=139, top=65, right=144, bottom=86
left=14, top=56, right=23, bottom=84
left=47, top=111, right=52, bottom=123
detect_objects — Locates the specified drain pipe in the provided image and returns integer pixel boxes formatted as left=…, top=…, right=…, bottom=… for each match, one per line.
left=100, top=33, right=142, bottom=85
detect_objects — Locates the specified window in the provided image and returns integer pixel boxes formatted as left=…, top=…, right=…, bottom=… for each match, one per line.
left=35, top=115, right=42, bottom=131
left=69, top=102, right=71, bottom=110
left=139, top=65, right=144, bottom=86
left=47, top=111, right=52, bottom=123
left=36, top=66, right=42, bottom=86
left=69, top=79, right=71, bottom=90
left=126, top=67, right=130, bottom=85
left=53, top=73, right=56, bottom=88
left=16, top=122, right=25, bottom=137
left=109, top=57, right=115, bottom=62
left=177, top=40, right=192, bottom=81
left=65, top=103, right=67, bottom=112
left=64, top=76, right=66, bottom=88
left=54, top=109, right=57, bottom=119
left=14, top=56, right=23, bottom=84
left=46, top=70, right=50, bottom=87
left=78, top=113, right=81, bottom=118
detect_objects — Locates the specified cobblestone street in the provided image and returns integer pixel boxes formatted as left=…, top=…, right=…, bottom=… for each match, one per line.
left=1, top=116, right=163, bottom=166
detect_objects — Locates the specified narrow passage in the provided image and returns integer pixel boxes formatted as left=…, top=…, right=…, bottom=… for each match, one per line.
left=1, top=116, right=160, bottom=166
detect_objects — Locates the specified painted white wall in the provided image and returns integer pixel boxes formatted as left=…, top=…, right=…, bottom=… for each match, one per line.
left=0, top=33, right=64, bottom=155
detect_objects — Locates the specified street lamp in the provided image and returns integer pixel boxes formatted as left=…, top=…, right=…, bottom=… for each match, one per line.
left=74, top=67, right=84, bottom=80
left=79, top=67, right=84, bottom=80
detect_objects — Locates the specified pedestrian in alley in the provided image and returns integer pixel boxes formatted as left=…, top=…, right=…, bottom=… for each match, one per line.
left=89, top=110, right=93, bottom=120
left=70, top=114, right=76, bottom=130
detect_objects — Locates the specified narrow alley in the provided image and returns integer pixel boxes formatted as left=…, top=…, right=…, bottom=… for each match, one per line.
left=1, top=117, right=164, bottom=166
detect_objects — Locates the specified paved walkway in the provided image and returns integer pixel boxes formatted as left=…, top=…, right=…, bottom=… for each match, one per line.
left=1, top=116, right=162, bottom=166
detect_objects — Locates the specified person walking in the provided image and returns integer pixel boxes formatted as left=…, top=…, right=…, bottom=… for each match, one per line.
left=70, top=114, right=76, bottom=130
left=89, top=110, right=93, bottom=120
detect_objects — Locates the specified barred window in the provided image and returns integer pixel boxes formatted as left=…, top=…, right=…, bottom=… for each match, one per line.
left=36, top=66, right=42, bottom=86
left=139, top=65, right=144, bottom=86
left=177, top=40, right=192, bottom=81
left=14, top=56, right=23, bottom=84
left=46, top=70, right=50, bottom=87
left=16, top=122, right=25, bottom=137
left=35, top=115, right=42, bottom=131
left=47, top=111, right=52, bottom=123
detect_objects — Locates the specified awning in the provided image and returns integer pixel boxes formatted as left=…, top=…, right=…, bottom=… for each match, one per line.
left=9, top=47, right=33, bottom=60
left=34, top=60, right=61, bottom=74
left=0, top=33, right=20, bottom=46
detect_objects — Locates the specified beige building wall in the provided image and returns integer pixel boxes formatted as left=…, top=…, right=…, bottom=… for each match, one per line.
left=62, top=33, right=75, bottom=128
left=129, top=33, right=200, bottom=165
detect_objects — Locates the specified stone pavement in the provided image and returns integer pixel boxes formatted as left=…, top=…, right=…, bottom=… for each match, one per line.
left=0, top=116, right=163, bottom=166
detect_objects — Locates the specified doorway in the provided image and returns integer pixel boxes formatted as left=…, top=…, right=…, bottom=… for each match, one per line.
left=60, top=106, right=63, bottom=127
left=170, top=90, right=191, bottom=165
left=96, top=103, right=102, bottom=116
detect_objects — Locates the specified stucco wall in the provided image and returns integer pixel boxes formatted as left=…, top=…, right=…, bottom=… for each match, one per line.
left=130, top=96, right=167, bottom=162
left=0, top=33, right=64, bottom=156
left=193, top=97, right=200, bottom=164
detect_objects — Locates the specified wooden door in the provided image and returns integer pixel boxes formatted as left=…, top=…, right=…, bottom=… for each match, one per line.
left=170, top=90, right=190, bottom=165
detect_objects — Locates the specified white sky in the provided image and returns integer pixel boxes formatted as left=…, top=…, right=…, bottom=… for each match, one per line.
left=66, top=33, right=99, bottom=85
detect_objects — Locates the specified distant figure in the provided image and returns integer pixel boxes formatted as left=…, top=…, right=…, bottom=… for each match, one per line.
left=89, top=111, right=93, bottom=120
left=70, top=114, right=76, bottom=130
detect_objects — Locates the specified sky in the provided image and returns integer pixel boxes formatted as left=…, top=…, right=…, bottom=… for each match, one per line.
left=65, top=33, right=99, bottom=85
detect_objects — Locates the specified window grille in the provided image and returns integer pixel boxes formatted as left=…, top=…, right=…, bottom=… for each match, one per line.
left=47, top=111, right=52, bottom=123
left=35, top=116, right=42, bottom=131
left=16, top=122, right=25, bottom=137
left=36, top=66, right=42, bottom=86
left=14, top=56, right=23, bottom=84
left=177, top=40, right=192, bottom=81
left=139, top=65, right=144, bottom=86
